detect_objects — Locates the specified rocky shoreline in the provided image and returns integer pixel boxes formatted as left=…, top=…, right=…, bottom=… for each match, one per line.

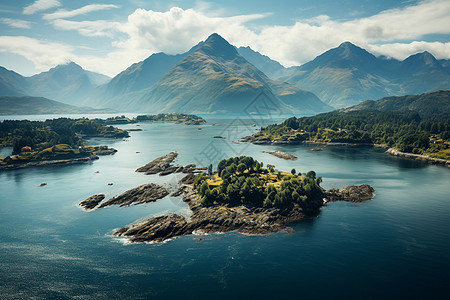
left=0, top=154, right=99, bottom=170
left=386, top=148, right=450, bottom=167
left=78, top=152, right=375, bottom=243
left=244, top=134, right=449, bottom=167
left=242, top=134, right=374, bottom=147
left=113, top=183, right=375, bottom=243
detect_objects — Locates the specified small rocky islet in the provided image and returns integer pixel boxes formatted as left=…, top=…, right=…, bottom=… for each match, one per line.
left=80, top=152, right=375, bottom=243
left=79, top=152, right=205, bottom=210
left=263, top=150, right=298, bottom=160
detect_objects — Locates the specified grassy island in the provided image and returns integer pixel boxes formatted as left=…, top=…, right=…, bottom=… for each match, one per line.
left=193, top=156, right=324, bottom=212
left=0, top=118, right=127, bottom=166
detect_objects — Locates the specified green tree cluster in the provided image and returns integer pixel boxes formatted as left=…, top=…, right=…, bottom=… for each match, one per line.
left=260, top=111, right=450, bottom=155
left=193, top=156, right=324, bottom=213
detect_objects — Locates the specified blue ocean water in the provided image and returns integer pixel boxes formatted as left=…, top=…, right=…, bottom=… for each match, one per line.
left=0, top=115, right=449, bottom=299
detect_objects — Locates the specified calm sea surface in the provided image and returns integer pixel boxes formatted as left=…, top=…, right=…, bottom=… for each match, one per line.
left=1, top=115, right=449, bottom=299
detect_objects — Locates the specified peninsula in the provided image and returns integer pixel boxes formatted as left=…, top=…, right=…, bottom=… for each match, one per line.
left=243, top=91, right=450, bottom=165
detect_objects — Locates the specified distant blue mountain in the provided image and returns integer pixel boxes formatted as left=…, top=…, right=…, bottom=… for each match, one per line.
left=0, top=66, right=28, bottom=97
left=283, top=42, right=450, bottom=108
left=1, top=37, right=449, bottom=113
left=0, top=62, right=111, bottom=107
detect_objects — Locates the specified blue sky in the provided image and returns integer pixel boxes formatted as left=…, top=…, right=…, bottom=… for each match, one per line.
left=0, top=0, right=449, bottom=77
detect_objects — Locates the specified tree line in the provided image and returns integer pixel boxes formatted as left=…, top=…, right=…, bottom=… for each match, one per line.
left=0, top=118, right=128, bottom=154
left=261, top=110, right=450, bottom=155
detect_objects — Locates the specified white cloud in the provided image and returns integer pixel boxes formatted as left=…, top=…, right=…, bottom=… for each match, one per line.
left=368, top=41, right=450, bottom=61
left=51, top=19, right=120, bottom=37
left=6, top=0, right=450, bottom=77
left=115, top=7, right=263, bottom=55
left=43, top=4, right=119, bottom=20
left=1, top=18, right=31, bottom=29
left=0, top=36, right=74, bottom=71
left=23, top=0, right=61, bottom=15
left=246, top=0, right=450, bottom=66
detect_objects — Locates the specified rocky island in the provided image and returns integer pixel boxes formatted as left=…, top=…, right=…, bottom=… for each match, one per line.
left=80, top=154, right=375, bottom=243
left=263, top=150, right=298, bottom=160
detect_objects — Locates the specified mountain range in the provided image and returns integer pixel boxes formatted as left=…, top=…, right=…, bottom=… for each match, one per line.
left=274, top=42, right=450, bottom=108
left=0, top=33, right=449, bottom=114
left=0, top=62, right=111, bottom=106
left=92, top=33, right=330, bottom=114
left=0, top=96, right=114, bottom=115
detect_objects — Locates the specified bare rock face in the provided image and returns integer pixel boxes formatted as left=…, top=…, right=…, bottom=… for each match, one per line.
left=115, top=214, right=191, bottom=243
left=326, top=184, right=375, bottom=203
left=136, top=152, right=178, bottom=174
left=135, top=152, right=203, bottom=176
left=80, top=194, right=105, bottom=210
left=263, top=150, right=298, bottom=160
left=99, top=183, right=169, bottom=208
left=179, top=173, right=197, bottom=185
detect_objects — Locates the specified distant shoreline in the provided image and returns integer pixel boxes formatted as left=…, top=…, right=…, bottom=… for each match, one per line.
left=386, top=148, right=450, bottom=167
left=243, top=135, right=449, bottom=167
left=0, top=154, right=98, bottom=170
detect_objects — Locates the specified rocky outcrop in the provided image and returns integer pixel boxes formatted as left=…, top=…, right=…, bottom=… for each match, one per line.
left=136, top=152, right=205, bottom=176
left=325, top=184, right=375, bottom=203
left=98, top=183, right=169, bottom=208
left=136, top=152, right=179, bottom=174
left=115, top=184, right=375, bottom=243
left=115, top=214, right=190, bottom=243
left=179, top=173, right=197, bottom=185
left=80, top=194, right=105, bottom=210
left=263, top=150, right=298, bottom=160
left=0, top=154, right=99, bottom=171
left=386, top=148, right=450, bottom=167
left=93, top=146, right=117, bottom=155
left=115, top=186, right=301, bottom=242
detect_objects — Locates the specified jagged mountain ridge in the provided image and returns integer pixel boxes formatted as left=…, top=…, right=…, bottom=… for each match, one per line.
left=92, top=33, right=331, bottom=114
